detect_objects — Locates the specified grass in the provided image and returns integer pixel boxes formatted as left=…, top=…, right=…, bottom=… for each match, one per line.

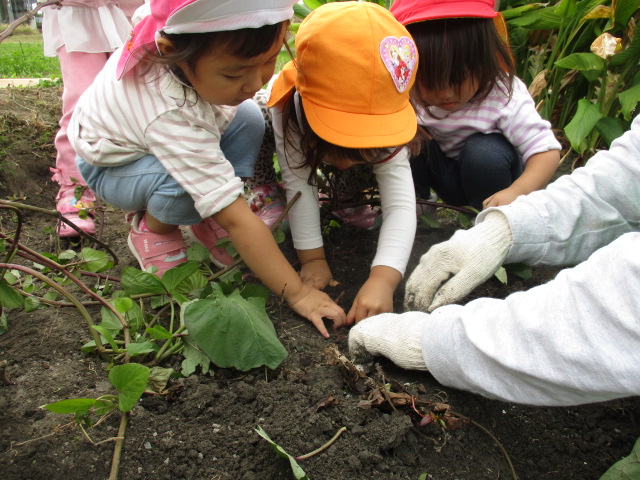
left=0, top=25, right=61, bottom=79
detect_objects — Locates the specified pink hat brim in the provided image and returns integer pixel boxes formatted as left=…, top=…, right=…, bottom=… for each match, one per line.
left=116, top=15, right=159, bottom=80
left=392, top=0, right=496, bottom=25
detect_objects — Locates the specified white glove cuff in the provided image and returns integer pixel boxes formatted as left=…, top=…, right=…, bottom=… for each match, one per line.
left=472, top=210, right=513, bottom=261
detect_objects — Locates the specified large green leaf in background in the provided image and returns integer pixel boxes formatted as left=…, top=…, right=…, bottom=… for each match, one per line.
left=183, top=287, right=288, bottom=371
left=564, top=98, right=604, bottom=153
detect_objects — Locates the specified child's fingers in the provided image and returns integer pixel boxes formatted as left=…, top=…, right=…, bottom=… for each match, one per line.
left=308, top=313, right=330, bottom=338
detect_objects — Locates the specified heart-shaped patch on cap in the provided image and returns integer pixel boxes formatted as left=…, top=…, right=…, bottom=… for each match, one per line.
left=380, top=36, right=418, bottom=93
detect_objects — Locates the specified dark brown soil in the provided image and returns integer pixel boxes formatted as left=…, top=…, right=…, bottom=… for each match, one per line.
left=0, top=86, right=638, bottom=480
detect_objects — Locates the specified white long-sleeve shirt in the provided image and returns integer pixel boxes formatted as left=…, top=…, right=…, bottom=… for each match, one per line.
left=271, top=95, right=416, bottom=275
left=69, top=50, right=243, bottom=219
left=421, top=114, right=640, bottom=406
left=417, top=77, right=561, bottom=163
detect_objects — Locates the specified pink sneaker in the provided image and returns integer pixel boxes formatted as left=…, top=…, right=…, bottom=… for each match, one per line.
left=186, top=217, right=235, bottom=268
left=126, top=212, right=187, bottom=277
left=56, top=185, right=96, bottom=237
left=247, top=184, right=289, bottom=230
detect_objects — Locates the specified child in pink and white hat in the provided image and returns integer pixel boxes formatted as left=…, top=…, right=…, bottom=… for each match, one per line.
left=69, top=0, right=347, bottom=338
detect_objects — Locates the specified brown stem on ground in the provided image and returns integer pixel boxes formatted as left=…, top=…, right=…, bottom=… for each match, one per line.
left=452, top=410, right=519, bottom=480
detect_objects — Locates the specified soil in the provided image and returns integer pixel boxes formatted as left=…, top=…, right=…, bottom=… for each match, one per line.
left=0, top=86, right=638, bottom=480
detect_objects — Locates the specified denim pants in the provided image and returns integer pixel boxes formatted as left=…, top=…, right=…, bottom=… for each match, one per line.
left=410, top=133, right=522, bottom=210
left=76, top=99, right=264, bottom=226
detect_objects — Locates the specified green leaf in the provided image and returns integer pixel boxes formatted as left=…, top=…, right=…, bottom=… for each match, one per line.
left=120, top=267, right=167, bottom=296
left=494, top=267, right=508, bottom=285
left=186, top=242, right=211, bottom=263
left=146, top=366, right=174, bottom=394
left=554, top=52, right=605, bottom=71
left=24, top=296, right=40, bottom=313
left=273, top=227, right=286, bottom=244
left=93, top=324, right=120, bottom=352
left=595, top=117, right=627, bottom=147
left=162, top=261, right=203, bottom=304
left=457, top=212, right=475, bottom=229
left=146, top=324, right=173, bottom=340
left=564, top=99, right=604, bottom=153
left=113, top=297, right=134, bottom=312
left=79, top=248, right=112, bottom=272
left=125, top=342, right=156, bottom=357
left=504, top=263, right=533, bottom=280
left=293, top=3, right=312, bottom=19
left=109, top=363, right=150, bottom=413
left=183, top=292, right=288, bottom=371
left=255, top=426, right=309, bottom=480
left=240, top=282, right=271, bottom=302
left=599, top=436, right=640, bottom=479
left=94, top=399, right=117, bottom=416
left=611, top=22, right=640, bottom=66
left=0, top=279, right=24, bottom=309
left=99, top=305, right=125, bottom=334
left=42, top=398, right=97, bottom=414
left=612, top=0, right=640, bottom=30
left=58, top=249, right=77, bottom=261
left=618, top=83, right=640, bottom=121
left=181, top=336, right=212, bottom=376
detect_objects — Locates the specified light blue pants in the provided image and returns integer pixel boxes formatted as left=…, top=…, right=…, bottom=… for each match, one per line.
left=76, top=99, right=264, bottom=226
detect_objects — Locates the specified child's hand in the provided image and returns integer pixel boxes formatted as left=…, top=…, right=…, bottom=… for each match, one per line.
left=482, top=186, right=525, bottom=209
left=288, top=286, right=348, bottom=338
left=347, top=266, right=402, bottom=323
left=300, top=259, right=333, bottom=289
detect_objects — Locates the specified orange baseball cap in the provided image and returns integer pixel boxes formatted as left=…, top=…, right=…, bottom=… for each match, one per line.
left=268, top=1, right=418, bottom=149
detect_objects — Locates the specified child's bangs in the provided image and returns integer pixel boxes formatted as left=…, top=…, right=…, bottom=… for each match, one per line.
left=214, top=21, right=290, bottom=58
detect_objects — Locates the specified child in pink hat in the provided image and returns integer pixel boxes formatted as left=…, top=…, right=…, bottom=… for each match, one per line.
left=69, top=0, right=347, bottom=338
left=391, top=0, right=562, bottom=211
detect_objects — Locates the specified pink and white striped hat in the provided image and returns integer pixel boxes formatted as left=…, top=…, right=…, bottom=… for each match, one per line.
left=116, top=0, right=297, bottom=79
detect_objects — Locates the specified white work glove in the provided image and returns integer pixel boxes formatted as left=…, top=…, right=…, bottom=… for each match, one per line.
left=405, top=211, right=513, bottom=312
left=348, top=313, right=430, bottom=371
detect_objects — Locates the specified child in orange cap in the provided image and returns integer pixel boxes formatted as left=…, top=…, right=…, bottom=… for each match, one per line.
left=267, top=1, right=419, bottom=323
left=391, top=0, right=562, bottom=211
left=69, top=0, right=347, bottom=338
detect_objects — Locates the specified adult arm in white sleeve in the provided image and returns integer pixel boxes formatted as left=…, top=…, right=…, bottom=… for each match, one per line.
left=484, top=114, right=640, bottom=267
left=352, top=232, right=640, bottom=406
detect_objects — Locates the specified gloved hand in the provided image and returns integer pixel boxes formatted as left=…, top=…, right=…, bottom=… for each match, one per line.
left=348, top=313, right=430, bottom=371
left=405, top=211, right=513, bottom=312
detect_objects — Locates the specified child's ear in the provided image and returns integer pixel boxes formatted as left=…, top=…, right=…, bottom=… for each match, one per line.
left=156, top=37, right=177, bottom=56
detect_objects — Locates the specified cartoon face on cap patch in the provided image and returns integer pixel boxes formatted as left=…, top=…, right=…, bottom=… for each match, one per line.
left=380, top=36, right=417, bottom=93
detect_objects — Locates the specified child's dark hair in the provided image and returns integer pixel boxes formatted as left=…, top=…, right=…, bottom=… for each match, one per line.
left=280, top=91, right=408, bottom=185
left=407, top=18, right=514, bottom=112
left=146, top=21, right=289, bottom=87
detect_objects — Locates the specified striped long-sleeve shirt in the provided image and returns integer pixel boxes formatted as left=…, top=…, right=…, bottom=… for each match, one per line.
left=69, top=48, right=244, bottom=219
left=417, top=77, right=561, bottom=164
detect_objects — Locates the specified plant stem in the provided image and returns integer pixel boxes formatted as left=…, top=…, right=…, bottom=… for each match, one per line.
left=294, top=426, right=347, bottom=460
left=108, top=412, right=129, bottom=480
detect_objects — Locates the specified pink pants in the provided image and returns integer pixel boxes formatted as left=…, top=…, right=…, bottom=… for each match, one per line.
left=50, top=46, right=110, bottom=197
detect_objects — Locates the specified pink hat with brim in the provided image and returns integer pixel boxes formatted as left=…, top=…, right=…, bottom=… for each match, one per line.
left=116, top=0, right=297, bottom=80
left=391, top=0, right=496, bottom=25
